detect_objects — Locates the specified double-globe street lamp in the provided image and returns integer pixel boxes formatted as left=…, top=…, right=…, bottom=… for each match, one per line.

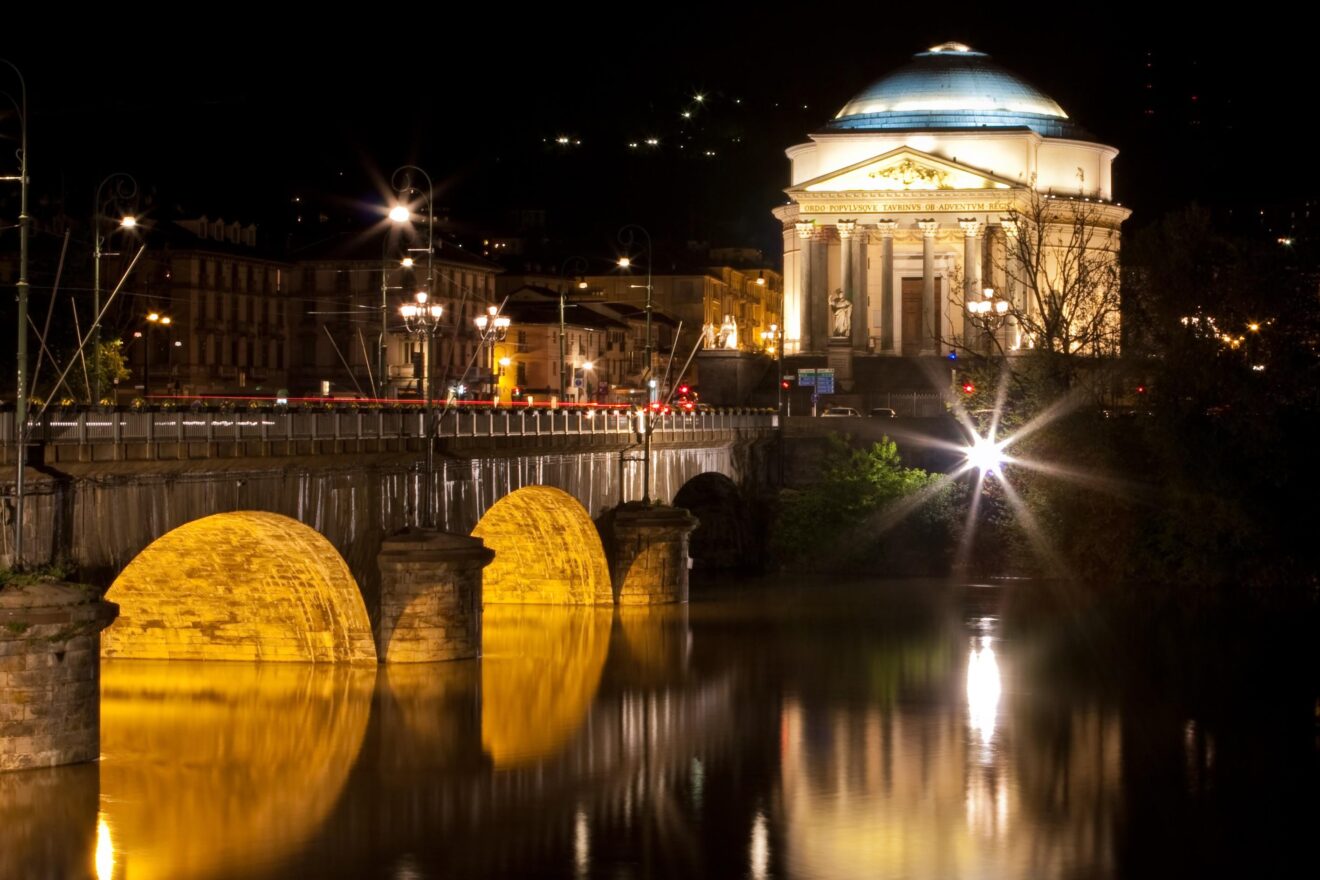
left=399, top=291, right=443, bottom=528
left=92, top=173, right=138, bottom=404
left=967, top=286, right=1010, bottom=354
left=617, top=224, right=655, bottom=505
left=473, top=306, right=511, bottom=403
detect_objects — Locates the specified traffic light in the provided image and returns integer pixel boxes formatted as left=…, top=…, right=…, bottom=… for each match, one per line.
left=1136, top=384, right=1146, bottom=394
left=678, top=384, right=690, bottom=396
left=962, top=381, right=975, bottom=394
left=780, top=380, right=791, bottom=390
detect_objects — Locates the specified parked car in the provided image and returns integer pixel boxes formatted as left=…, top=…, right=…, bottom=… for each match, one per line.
left=869, top=407, right=897, bottom=418
left=821, top=406, right=861, bottom=418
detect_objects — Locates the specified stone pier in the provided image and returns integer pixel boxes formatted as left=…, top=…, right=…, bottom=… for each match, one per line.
left=1, top=584, right=119, bottom=771
left=606, top=504, right=700, bottom=605
left=375, top=530, right=493, bottom=663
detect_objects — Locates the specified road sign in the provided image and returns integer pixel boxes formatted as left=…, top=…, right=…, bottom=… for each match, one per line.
left=797, top=368, right=835, bottom=394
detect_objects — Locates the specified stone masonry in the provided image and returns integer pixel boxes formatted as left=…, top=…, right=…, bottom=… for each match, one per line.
left=376, top=530, right=493, bottom=662
left=1, top=583, right=119, bottom=771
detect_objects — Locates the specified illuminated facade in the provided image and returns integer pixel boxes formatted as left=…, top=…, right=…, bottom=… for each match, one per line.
left=774, top=43, right=1129, bottom=368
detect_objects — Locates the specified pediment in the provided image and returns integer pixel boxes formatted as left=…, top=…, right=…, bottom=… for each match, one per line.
left=790, top=147, right=1017, bottom=194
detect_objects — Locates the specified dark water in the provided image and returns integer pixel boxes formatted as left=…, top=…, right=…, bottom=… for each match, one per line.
left=3, top=579, right=1316, bottom=879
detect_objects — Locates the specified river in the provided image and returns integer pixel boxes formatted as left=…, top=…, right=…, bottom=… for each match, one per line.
left=2, top=577, right=1315, bottom=879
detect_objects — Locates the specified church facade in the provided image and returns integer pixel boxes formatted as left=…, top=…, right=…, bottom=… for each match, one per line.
left=774, top=43, right=1130, bottom=376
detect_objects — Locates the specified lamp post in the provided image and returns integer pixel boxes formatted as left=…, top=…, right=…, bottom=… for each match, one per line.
left=618, top=224, right=654, bottom=504
left=761, top=322, right=783, bottom=410
left=473, top=305, right=510, bottom=402
left=92, top=173, right=138, bottom=404
left=388, top=165, right=434, bottom=400
left=139, top=312, right=172, bottom=398
left=557, top=256, right=589, bottom=402
left=497, top=356, right=511, bottom=403
left=3, top=59, right=30, bottom=568
left=399, top=290, right=444, bottom=528
left=967, top=286, right=1010, bottom=354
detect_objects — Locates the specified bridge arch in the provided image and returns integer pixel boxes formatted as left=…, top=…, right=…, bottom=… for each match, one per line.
left=471, top=486, right=613, bottom=604
left=102, top=511, right=376, bottom=663
left=672, top=472, right=757, bottom=572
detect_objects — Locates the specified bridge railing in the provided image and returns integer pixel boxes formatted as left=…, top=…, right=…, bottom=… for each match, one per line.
left=0, top=409, right=779, bottom=446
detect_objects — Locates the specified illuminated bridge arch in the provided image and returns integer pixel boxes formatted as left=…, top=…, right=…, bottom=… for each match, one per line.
left=102, top=511, right=376, bottom=663
left=472, top=486, right=613, bottom=604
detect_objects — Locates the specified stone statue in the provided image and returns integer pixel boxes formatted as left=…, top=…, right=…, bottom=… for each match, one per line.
left=718, top=315, right=738, bottom=350
left=829, top=289, right=851, bottom=338
left=702, top=322, right=717, bottom=349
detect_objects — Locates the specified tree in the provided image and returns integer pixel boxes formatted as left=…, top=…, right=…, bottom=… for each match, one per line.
left=950, top=188, right=1127, bottom=388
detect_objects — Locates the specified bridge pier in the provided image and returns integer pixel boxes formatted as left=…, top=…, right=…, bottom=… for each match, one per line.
left=1, top=584, right=118, bottom=771
left=605, top=504, right=700, bottom=605
left=376, top=530, right=493, bottom=663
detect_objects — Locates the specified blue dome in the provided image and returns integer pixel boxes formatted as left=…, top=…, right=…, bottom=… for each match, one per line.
left=826, top=43, right=1087, bottom=139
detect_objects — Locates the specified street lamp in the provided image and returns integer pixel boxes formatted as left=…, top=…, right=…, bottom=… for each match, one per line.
left=386, top=165, right=434, bottom=400
left=760, top=322, right=784, bottom=413
left=967, top=286, right=1010, bottom=353
left=557, top=255, right=590, bottom=402
left=140, top=312, right=172, bottom=398
left=92, top=173, right=139, bottom=404
left=618, top=224, right=654, bottom=504
left=399, top=290, right=443, bottom=528
left=497, top=356, right=512, bottom=402
left=473, top=305, right=510, bottom=402
left=3, top=58, right=30, bottom=567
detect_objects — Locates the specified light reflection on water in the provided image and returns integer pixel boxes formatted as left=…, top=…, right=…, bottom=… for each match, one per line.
left=3, top=581, right=1315, bottom=879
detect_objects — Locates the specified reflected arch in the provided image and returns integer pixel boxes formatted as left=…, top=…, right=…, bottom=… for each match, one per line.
left=471, top=486, right=613, bottom=605
left=480, top=605, right=614, bottom=767
left=672, top=472, right=757, bottom=572
left=103, top=511, right=376, bottom=663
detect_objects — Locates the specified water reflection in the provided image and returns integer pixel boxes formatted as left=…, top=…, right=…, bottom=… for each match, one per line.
left=99, top=660, right=375, bottom=880
left=4, top=579, right=1312, bottom=878
left=779, top=604, right=1123, bottom=880
left=480, top=605, right=613, bottom=767
left=96, top=813, right=114, bottom=880
left=0, top=762, right=98, bottom=879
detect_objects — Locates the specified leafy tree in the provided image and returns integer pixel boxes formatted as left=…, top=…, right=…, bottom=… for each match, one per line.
left=774, top=435, right=955, bottom=572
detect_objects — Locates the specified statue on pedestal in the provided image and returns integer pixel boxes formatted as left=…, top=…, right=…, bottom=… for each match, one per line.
left=829, top=289, right=852, bottom=338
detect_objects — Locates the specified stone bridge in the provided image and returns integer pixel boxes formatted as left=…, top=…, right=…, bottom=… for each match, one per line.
left=1, top=408, right=776, bottom=662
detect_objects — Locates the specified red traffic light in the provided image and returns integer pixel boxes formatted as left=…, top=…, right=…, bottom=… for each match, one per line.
left=1136, top=384, right=1146, bottom=394
left=780, top=380, right=791, bottom=390
left=678, top=384, right=691, bottom=396
left=962, top=382, right=975, bottom=394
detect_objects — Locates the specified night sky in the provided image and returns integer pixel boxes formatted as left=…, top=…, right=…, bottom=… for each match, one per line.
left=1, top=13, right=1305, bottom=265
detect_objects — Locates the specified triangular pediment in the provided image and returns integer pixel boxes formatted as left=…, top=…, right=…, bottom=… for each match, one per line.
left=790, top=147, right=1017, bottom=194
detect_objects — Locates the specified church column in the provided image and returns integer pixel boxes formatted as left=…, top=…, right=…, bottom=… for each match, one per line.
left=795, top=221, right=814, bottom=352
left=918, top=219, right=938, bottom=354
left=811, top=227, right=830, bottom=354
left=836, top=219, right=855, bottom=343
left=959, top=218, right=982, bottom=350
left=1000, top=216, right=1022, bottom=350
left=851, top=225, right=868, bottom=350
left=876, top=219, right=896, bottom=352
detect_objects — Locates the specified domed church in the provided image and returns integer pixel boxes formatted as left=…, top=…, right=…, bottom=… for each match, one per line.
left=773, top=42, right=1130, bottom=373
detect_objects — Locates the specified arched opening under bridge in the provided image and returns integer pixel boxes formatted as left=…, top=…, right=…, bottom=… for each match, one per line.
left=471, top=486, right=613, bottom=605
left=102, top=511, right=376, bottom=663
